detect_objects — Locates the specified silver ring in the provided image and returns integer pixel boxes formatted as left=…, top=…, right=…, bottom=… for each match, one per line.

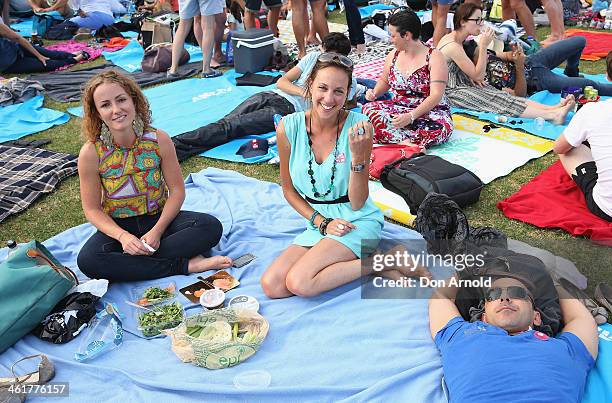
left=337, top=223, right=346, bottom=230
left=357, top=127, right=365, bottom=136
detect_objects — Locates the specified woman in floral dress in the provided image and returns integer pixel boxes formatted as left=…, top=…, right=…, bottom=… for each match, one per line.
left=362, top=9, right=453, bottom=148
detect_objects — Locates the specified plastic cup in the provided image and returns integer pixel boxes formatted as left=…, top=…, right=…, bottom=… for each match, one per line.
left=534, top=117, right=545, bottom=131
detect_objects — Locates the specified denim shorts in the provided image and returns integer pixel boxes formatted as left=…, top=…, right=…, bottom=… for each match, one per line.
left=245, top=0, right=282, bottom=12
left=179, top=0, right=224, bottom=18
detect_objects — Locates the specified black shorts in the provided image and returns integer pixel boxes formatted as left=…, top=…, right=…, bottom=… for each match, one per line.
left=572, top=161, right=612, bottom=222
left=245, top=0, right=282, bottom=12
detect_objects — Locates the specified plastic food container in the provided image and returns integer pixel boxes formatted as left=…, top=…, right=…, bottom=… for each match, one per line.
left=228, top=295, right=260, bottom=312
left=199, top=288, right=226, bottom=309
left=131, top=281, right=177, bottom=306
left=136, top=301, right=185, bottom=338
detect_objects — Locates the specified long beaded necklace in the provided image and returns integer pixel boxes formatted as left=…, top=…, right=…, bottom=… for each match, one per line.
left=307, top=111, right=342, bottom=198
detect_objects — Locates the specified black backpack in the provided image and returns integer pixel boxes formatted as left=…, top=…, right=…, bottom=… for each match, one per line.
left=44, top=20, right=79, bottom=40
left=380, top=154, right=484, bottom=214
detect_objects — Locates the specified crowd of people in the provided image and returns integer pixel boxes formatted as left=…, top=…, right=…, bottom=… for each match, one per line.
left=0, top=0, right=609, bottom=399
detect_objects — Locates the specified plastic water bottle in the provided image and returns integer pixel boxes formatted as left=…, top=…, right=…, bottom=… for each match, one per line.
left=6, top=240, right=17, bottom=258
left=125, top=0, right=136, bottom=17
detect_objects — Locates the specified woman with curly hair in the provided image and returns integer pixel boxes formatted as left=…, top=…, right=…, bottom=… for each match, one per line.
left=76, top=70, right=231, bottom=282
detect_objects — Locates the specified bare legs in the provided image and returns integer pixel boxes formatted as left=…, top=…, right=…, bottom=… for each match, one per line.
left=188, top=255, right=233, bottom=273
left=521, top=96, right=575, bottom=124
left=200, top=14, right=217, bottom=74
left=292, top=0, right=308, bottom=58
left=540, top=0, right=565, bottom=46
left=431, top=3, right=450, bottom=47
left=558, top=143, right=593, bottom=177
left=501, top=0, right=536, bottom=37
left=261, top=241, right=360, bottom=298
left=169, top=17, right=194, bottom=74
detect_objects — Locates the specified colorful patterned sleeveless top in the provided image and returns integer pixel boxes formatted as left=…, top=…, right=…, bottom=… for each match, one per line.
left=94, top=131, right=168, bottom=218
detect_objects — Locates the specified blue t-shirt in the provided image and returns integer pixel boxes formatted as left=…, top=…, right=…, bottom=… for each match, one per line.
left=273, top=51, right=357, bottom=113
left=435, top=317, right=595, bottom=403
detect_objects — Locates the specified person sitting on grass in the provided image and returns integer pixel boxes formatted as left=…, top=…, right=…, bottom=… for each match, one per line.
left=430, top=272, right=598, bottom=402
left=0, top=16, right=89, bottom=73
left=171, top=32, right=358, bottom=161
left=76, top=70, right=232, bottom=282
left=437, top=3, right=575, bottom=125
left=552, top=51, right=612, bottom=222
left=260, top=53, right=384, bottom=298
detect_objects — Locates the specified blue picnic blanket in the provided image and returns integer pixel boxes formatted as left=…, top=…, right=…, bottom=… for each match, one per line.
left=583, top=324, right=612, bottom=403
left=0, top=96, right=69, bottom=142
left=102, top=40, right=204, bottom=73
left=201, top=132, right=278, bottom=163
left=68, top=70, right=281, bottom=138
left=453, top=90, right=611, bottom=140
left=0, top=168, right=446, bottom=402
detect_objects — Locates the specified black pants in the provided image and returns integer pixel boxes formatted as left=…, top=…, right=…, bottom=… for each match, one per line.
left=343, top=0, right=364, bottom=46
left=77, top=211, right=223, bottom=282
left=4, top=45, right=77, bottom=74
left=172, top=91, right=294, bottom=161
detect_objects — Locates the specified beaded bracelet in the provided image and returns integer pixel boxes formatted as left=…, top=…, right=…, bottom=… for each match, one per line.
left=308, top=210, right=320, bottom=229
left=319, top=218, right=333, bottom=235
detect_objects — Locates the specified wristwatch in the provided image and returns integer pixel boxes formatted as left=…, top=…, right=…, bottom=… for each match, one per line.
left=351, top=162, right=365, bottom=173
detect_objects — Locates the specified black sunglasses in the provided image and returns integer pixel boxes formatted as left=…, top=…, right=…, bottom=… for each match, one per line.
left=318, top=53, right=353, bottom=69
left=466, top=17, right=484, bottom=24
left=485, top=286, right=533, bottom=303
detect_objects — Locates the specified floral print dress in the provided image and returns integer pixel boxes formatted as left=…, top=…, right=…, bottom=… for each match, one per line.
left=362, top=47, right=453, bottom=148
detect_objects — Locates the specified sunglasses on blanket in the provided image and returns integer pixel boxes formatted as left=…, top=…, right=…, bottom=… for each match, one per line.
left=484, top=286, right=533, bottom=303
left=390, top=6, right=414, bottom=15
left=318, top=53, right=353, bottom=69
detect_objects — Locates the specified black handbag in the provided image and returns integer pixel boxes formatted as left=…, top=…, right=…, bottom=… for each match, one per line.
left=380, top=154, right=484, bottom=214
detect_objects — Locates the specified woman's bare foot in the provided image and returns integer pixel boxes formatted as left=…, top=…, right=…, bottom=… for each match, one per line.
left=306, top=35, right=320, bottom=45
left=552, top=100, right=575, bottom=125
left=188, top=255, right=232, bottom=273
left=556, top=94, right=575, bottom=108
left=540, top=34, right=565, bottom=48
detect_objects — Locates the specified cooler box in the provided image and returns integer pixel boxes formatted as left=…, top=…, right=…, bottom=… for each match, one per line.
left=231, top=29, right=275, bottom=74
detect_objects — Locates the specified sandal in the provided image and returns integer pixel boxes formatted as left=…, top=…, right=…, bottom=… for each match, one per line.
left=595, top=282, right=612, bottom=316
left=200, top=69, right=223, bottom=79
left=80, top=50, right=91, bottom=61
left=560, top=278, right=609, bottom=325
left=0, top=354, right=55, bottom=386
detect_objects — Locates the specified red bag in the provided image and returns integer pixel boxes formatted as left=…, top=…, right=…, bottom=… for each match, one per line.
left=369, top=144, right=422, bottom=179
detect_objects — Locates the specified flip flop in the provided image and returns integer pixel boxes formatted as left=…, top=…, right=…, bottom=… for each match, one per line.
left=80, top=50, right=91, bottom=61
left=200, top=69, right=223, bottom=79
left=0, top=354, right=55, bottom=386
left=595, top=282, right=612, bottom=316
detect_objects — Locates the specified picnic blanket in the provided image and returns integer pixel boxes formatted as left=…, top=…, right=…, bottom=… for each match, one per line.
left=497, top=160, right=612, bottom=244
left=452, top=91, right=608, bottom=140
left=68, top=70, right=281, bottom=137
left=0, top=96, right=69, bottom=143
left=565, top=29, right=612, bottom=61
left=45, top=41, right=104, bottom=71
left=201, top=132, right=278, bottom=163
left=0, top=168, right=447, bottom=402
left=0, top=145, right=77, bottom=223
left=584, top=324, right=612, bottom=403
left=101, top=40, right=204, bottom=73
left=370, top=114, right=553, bottom=225
left=29, top=62, right=200, bottom=103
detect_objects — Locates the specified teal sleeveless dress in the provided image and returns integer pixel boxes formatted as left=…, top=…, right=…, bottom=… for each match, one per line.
left=283, top=110, right=384, bottom=258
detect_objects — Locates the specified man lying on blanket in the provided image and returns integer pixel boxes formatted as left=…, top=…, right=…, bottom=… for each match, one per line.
left=429, top=272, right=598, bottom=402
left=553, top=51, right=612, bottom=222
left=171, top=32, right=358, bottom=161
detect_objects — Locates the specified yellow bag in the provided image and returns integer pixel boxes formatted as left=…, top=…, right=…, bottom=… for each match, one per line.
left=489, top=0, right=504, bottom=20
left=165, top=308, right=269, bottom=369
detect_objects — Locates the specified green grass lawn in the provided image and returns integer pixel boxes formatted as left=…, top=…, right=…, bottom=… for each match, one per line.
left=1, top=20, right=610, bottom=291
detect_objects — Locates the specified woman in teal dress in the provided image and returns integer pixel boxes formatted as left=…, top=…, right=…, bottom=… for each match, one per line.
left=261, top=53, right=384, bottom=299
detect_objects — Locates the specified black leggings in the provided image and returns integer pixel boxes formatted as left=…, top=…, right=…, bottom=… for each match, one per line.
left=77, top=211, right=224, bottom=282
left=4, top=45, right=77, bottom=74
